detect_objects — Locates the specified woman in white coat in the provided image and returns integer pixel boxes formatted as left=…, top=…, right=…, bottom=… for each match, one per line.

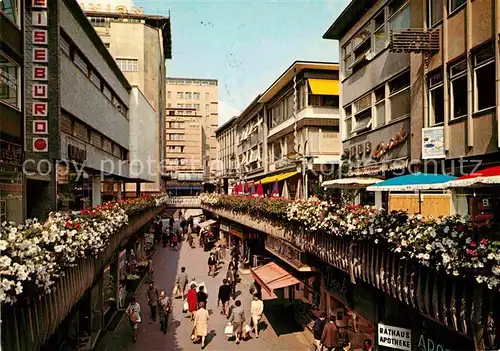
left=193, top=301, right=210, bottom=349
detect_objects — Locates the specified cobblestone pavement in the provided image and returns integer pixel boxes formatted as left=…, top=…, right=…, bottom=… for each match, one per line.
left=96, top=221, right=313, bottom=351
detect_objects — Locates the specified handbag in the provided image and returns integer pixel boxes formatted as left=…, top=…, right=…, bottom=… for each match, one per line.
left=129, top=312, right=137, bottom=324
left=244, top=324, right=252, bottom=334
left=224, top=322, right=234, bottom=336
left=172, top=284, right=179, bottom=296
left=183, top=300, right=189, bottom=313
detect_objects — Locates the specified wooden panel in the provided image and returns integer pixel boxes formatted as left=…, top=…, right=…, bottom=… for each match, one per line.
left=389, top=194, right=419, bottom=214
left=421, top=194, right=451, bottom=218
left=60, top=114, right=72, bottom=134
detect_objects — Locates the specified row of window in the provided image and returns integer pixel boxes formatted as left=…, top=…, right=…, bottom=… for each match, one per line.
left=167, top=133, right=185, bottom=141
left=428, top=42, right=495, bottom=126
left=165, top=158, right=188, bottom=166
left=428, top=0, right=466, bottom=27
left=166, top=79, right=217, bottom=86
left=166, top=146, right=184, bottom=153
left=167, top=121, right=184, bottom=129
left=174, top=103, right=203, bottom=110
left=0, top=52, right=19, bottom=109
left=168, top=109, right=195, bottom=116
left=167, top=91, right=210, bottom=100
left=1, top=0, right=19, bottom=25
left=345, top=70, right=411, bottom=137
left=60, top=32, right=128, bottom=118
left=61, top=113, right=128, bottom=160
left=342, top=0, right=410, bottom=76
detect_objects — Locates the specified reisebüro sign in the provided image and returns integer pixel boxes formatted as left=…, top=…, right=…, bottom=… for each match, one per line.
left=378, top=323, right=411, bottom=351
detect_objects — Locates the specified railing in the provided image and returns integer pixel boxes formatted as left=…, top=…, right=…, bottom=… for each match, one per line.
left=163, top=196, right=201, bottom=208
left=2, top=205, right=166, bottom=351
left=389, top=28, right=440, bottom=53
left=202, top=204, right=499, bottom=350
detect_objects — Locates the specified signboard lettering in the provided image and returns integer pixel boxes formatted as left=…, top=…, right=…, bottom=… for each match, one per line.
left=78, top=2, right=144, bottom=14
left=418, top=335, right=449, bottom=351
left=28, top=0, right=50, bottom=153
left=265, top=236, right=303, bottom=267
left=68, top=144, right=87, bottom=163
left=378, top=323, right=411, bottom=351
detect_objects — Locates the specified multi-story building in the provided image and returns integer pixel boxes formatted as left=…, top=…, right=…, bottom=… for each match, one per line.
left=256, top=61, right=341, bottom=198
left=164, top=106, right=204, bottom=194
left=0, top=0, right=24, bottom=223
left=165, top=77, right=218, bottom=185
left=235, top=95, right=266, bottom=182
left=83, top=6, right=172, bottom=195
left=215, top=116, right=238, bottom=193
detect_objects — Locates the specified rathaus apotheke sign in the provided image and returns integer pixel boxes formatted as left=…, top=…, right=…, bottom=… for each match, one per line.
left=78, top=2, right=144, bottom=14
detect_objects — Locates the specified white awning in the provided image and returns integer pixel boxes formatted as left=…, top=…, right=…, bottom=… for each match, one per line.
left=322, top=177, right=382, bottom=189
left=199, top=219, right=217, bottom=228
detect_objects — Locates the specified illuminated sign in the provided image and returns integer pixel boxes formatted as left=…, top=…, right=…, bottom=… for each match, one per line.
left=78, top=3, right=144, bottom=14
left=28, top=0, right=49, bottom=152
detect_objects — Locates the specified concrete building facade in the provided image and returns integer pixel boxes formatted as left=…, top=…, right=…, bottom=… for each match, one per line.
left=83, top=8, right=171, bottom=194
left=165, top=77, right=218, bottom=185
left=215, top=116, right=238, bottom=193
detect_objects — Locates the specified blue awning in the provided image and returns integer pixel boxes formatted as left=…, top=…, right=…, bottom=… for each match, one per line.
left=366, top=173, right=456, bottom=192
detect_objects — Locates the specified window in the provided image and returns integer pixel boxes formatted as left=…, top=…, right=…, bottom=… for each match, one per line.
left=428, top=0, right=443, bottom=27
left=373, top=11, right=387, bottom=54
left=206, top=92, right=210, bottom=99
left=104, top=43, right=110, bottom=49
left=473, top=43, right=495, bottom=112
left=343, top=42, right=353, bottom=76
left=90, top=71, right=101, bottom=89
left=205, top=104, right=210, bottom=111
left=286, top=94, right=294, bottom=118
left=344, top=105, right=353, bottom=137
left=186, top=103, right=192, bottom=108
left=167, top=103, right=171, bottom=108
left=116, top=58, right=138, bottom=72
left=193, top=92, right=200, bottom=100
left=185, top=92, right=192, bottom=99
left=1, top=0, right=19, bottom=24
left=60, top=36, right=71, bottom=56
left=168, top=122, right=184, bottom=129
left=168, top=133, right=184, bottom=141
left=74, top=52, right=88, bottom=75
left=449, top=0, right=466, bottom=13
left=103, top=85, right=112, bottom=101
left=177, top=103, right=184, bottom=108
left=353, top=95, right=372, bottom=133
left=449, top=60, right=468, bottom=119
left=0, top=53, right=18, bottom=107
left=388, top=70, right=411, bottom=120
left=177, top=92, right=183, bottom=99
left=374, top=86, right=386, bottom=127
left=389, top=1, right=410, bottom=30
left=428, top=71, right=444, bottom=125
left=167, top=91, right=171, bottom=99
left=194, top=104, right=200, bottom=111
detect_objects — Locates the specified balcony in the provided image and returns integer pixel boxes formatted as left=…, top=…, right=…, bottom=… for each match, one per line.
left=201, top=198, right=499, bottom=349
left=389, top=28, right=440, bottom=53
left=2, top=202, right=167, bottom=350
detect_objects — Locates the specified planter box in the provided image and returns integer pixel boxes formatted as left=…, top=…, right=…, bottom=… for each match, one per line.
left=1, top=205, right=166, bottom=351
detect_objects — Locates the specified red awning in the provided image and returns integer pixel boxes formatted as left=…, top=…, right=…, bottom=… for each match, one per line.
left=447, top=165, right=500, bottom=188
left=250, top=262, right=300, bottom=300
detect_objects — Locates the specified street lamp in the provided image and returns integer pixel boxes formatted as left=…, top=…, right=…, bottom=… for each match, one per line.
left=286, top=151, right=316, bottom=200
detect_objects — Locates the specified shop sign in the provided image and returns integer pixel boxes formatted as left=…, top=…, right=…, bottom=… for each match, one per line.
left=265, top=236, right=303, bottom=268
left=417, top=335, right=451, bottom=351
left=378, top=323, right=411, bottom=351
left=28, top=0, right=50, bottom=153
left=78, top=2, right=144, bottom=14
left=67, top=144, right=87, bottom=163
left=422, top=126, right=445, bottom=159
left=0, top=140, right=23, bottom=165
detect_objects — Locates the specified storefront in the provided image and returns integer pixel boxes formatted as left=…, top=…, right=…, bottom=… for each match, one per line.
left=57, top=163, right=92, bottom=211
left=118, top=233, right=148, bottom=308
left=227, top=223, right=263, bottom=270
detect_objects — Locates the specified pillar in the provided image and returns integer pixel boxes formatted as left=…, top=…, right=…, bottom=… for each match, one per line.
left=136, top=182, right=140, bottom=198
left=117, top=181, right=122, bottom=200
left=375, top=192, right=383, bottom=209
left=91, top=176, right=102, bottom=207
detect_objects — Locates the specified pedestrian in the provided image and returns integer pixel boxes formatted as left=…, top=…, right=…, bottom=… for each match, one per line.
left=162, top=228, right=168, bottom=248
left=193, top=301, right=209, bottom=349
left=188, top=231, right=194, bottom=248
left=217, top=279, right=231, bottom=316
left=228, top=299, right=246, bottom=344
left=172, top=232, right=179, bottom=251
left=321, top=315, right=339, bottom=351
left=176, top=267, right=189, bottom=299
left=226, top=262, right=236, bottom=295
left=147, top=283, right=159, bottom=322
left=186, top=284, right=198, bottom=321
left=158, top=290, right=171, bottom=334
left=362, top=339, right=374, bottom=351
left=125, top=297, right=141, bottom=342
left=341, top=341, right=352, bottom=351
left=208, top=253, right=216, bottom=277
left=169, top=217, right=174, bottom=230
left=250, top=294, right=264, bottom=338
left=249, top=280, right=261, bottom=298
left=147, top=258, right=154, bottom=283
left=313, top=312, right=327, bottom=351
left=197, top=285, right=208, bottom=307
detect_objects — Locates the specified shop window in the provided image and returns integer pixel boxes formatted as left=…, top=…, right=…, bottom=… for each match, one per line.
left=449, top=60, right=467, bottom=119
left=473, top=43, right=495, bottom=112
left=428, top=70, right=444, bottom=125
left=428, top=0, right=443, bottom=27
left=449, top=0, right=466, bottom=13
left=0, top=53, right=19, bottom=108
left=388, top=70, right=411, bottom=120
left=1, top=0, right=19, bottom=24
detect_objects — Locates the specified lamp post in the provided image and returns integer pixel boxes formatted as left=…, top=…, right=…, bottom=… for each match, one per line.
left=293, top=154, right=315, bottom=200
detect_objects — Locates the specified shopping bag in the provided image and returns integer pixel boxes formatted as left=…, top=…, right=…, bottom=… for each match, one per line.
left=244, top=324, right=252, bottom=334
left=172, top=284, right=179, bottom=296
left=224, top=322, right=234, bottom=336
left=183, top=300, right=189, bottom=313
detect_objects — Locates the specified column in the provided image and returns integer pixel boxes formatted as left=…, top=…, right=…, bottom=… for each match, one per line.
left=375, top=192, right=383, bottom=209
left=117, top=181, right=122, bottom=200
left=91, top=176, right=102, bottom=207
left=136, top=182, right=140, bottom=197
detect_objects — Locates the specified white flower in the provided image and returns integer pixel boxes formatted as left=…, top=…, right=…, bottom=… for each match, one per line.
left=423, top=253, right=430, bottom=260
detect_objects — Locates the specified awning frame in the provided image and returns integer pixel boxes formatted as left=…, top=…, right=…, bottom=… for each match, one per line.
left=199, top=219, right=217, bottom=228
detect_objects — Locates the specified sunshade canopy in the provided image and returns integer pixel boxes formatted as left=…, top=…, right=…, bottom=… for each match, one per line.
left=250, top=262, right=300, bottom=300
left=322, top=177, right=382, bottom=189
left=446, top=165, right=500, bottom=188
left=256, top=171, right=297, bottom=185
left=308, top=79, right=339, bottom=96
left=366, top=173, right=456, bottom=192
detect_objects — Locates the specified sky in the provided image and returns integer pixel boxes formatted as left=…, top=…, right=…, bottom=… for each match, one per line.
left=97, top=0, right=350, bottom=125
